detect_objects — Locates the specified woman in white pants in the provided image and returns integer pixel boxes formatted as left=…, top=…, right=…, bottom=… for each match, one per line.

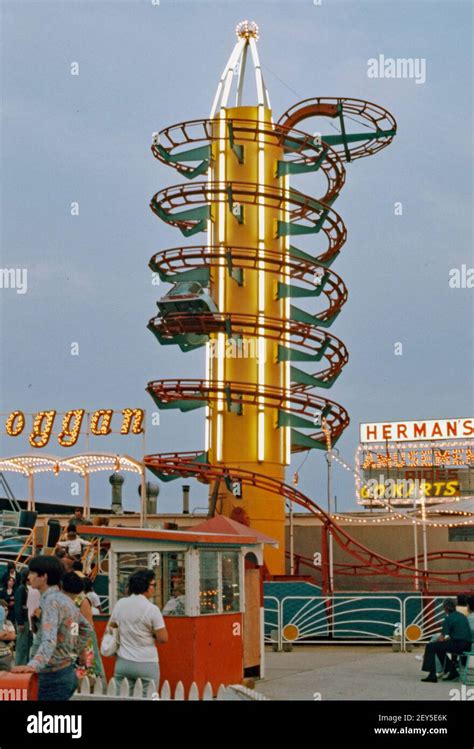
left=109, top=569, right=168, bottom=691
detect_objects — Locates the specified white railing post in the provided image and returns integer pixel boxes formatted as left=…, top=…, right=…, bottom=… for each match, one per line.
left=174, top=681, right=185, bottom=701
left=203, top=683, right=213, bottom=701
left=160, top=680, right=171, bottom=700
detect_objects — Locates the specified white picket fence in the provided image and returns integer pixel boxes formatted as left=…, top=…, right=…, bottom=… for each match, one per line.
left=72, top=676, right=269, bottom=701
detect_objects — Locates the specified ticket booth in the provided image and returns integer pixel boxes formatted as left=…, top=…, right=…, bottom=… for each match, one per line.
left=82, top=520, right=276, bottom=695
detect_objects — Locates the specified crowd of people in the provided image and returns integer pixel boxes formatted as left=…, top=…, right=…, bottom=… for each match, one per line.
left=420, top=594, right=474, bottom=682
left=0, top=509, right=104, bottom=699
left=0, top=508, right=169, bottom=700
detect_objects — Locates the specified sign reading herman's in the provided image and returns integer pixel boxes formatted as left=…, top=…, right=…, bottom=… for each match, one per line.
left=360, top=418, right=474, bottom=444
left=357, top=417, right=474, bottom=506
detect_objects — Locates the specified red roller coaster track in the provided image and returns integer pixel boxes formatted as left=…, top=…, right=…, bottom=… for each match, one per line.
left=146, top=91, right=472, bottom=593
left=144, top=453, right=474, bottom=594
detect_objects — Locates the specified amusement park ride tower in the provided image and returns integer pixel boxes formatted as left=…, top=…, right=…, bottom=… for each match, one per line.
left=145, top=21, right=396, bottom=575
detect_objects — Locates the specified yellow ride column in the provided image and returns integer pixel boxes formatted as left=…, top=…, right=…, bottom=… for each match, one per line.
left=207, top=105, right=288, bottom=574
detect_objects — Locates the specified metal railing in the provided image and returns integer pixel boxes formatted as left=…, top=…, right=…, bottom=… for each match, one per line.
left=402, top=596, right=446, bottom=650
left=265, top=594, right=405, bottom=649
left=264, top=593, right=459, bottom=652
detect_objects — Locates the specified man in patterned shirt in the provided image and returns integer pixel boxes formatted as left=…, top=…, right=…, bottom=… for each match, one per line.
left=12, top=556, right=92, bottom=700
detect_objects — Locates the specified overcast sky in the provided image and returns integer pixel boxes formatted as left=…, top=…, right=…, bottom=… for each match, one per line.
left=1, top=0, right=472, bottom=514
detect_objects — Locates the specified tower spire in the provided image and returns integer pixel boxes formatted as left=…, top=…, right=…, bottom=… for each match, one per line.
left=210, top=20, right=270, bottom=117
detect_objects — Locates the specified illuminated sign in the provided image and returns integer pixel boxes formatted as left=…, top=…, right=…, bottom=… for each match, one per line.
left=355, top=439, right=474, bottom=507
left=360, top=478, right=460, bottom=501
left=4, top=409, right=145, bottom=449
left=361, top=447, right=473, bottom=469
left=360, top=418, right=474, bottom=444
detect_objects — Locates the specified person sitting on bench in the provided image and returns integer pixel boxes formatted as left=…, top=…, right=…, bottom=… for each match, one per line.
left=421, top=598, right=472, bottom=683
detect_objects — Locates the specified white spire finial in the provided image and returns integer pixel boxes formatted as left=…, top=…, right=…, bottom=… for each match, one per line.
left=235, top=20, right=259, bottom=41
left=210, top=21, right=270, bottom=117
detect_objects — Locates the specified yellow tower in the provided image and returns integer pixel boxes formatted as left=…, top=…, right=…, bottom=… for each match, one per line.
left=146, top=20, right=396, bottom=577
left=205, top=22, right=288, bottom=573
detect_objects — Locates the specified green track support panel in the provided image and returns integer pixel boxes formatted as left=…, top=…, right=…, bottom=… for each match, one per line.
left=192, top=451, right=209, bottom=464
left=177, top=160, right=210, bottom=180
left=314, top=309, right=341, bottom=328
left=154, top=143, right=210, bottom=178
left=151, top=199, right=210, bottom=237
left=278, top=337, right=330, bottom=363
left=155, top=267, right=210, bottom=284
left=290, top=430, right=326, bottom=451
left=226, top=185, right=244, bottom=223
left=276, top=156, right=326, bottom=177
left=277, top=410, right=316, bottom=430
left=224, top=385, right=242, bottom=414
left=147, top=467, right=181, bottom=483
left=147, top=452, right=208, bottom=483
left=289, top=245, right=339, bottom=268
left=321, top=129, right=396, bottom=149
left=282, top=135, right=308, bottom=151
left=148, top=396, right=205, bottom=412
left=290, top=366, right=342, bottom=389
left=155, top=143, right=211, bottom=166
left=225, top=250, right=244, bottom=285
left=337, top=101, right=352, bottom=163
left=290, top=305, right=321, bottom=325
left=278, top=275, right=328, bottom=299
left=176, top=400, right=205, bottom=412
left=179, top=340, right=207, bottom=353
left=278, top=220, right=322, bottom=238
left=181, top=220, right=207, bottom=237
left=290, top=305, right=340, bottom=327
left=228, top=122, right=244, bottom=164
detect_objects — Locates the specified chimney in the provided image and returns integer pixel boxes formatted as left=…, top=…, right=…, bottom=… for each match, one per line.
left=138, top=481, right=160, bottom=514
left=109, top=473, right=125, bottom=514
left=182, top=484, right=190, bottom=514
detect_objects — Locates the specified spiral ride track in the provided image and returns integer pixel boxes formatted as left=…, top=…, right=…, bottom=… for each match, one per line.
left=144, top=24, right=472, bottom=591
left=144, top=453, right=474, bottom=593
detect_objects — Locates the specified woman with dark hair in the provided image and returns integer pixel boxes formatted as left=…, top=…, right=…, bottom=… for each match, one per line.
left=1, top=562, right=19, bottom=591
left=0, top=599, right=16, bottom=670
left=108, top=569, right=168, bottom=690
left=61, top=573, right=105, bottom=684
left=14, top=570, right=31, bottom=665
left=0, top=574, right=17, bottom=625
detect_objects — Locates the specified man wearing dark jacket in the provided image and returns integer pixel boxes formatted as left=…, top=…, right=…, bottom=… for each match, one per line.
left=421, top=598, right=472, bottom=682
left=14, top=570, right=31, bottom=665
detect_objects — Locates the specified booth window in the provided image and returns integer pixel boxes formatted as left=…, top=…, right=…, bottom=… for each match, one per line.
left=115, top=551, right=162, bottom=608
left=199, top=550, right=241, bottom=614
left=199, top=551, right=219, bottom=614
left=161, top=551, right=186, bottom=616
left=222, top=552, right=240, bottom=612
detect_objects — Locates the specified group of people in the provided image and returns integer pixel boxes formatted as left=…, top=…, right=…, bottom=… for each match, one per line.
left=0, top=508, right=105, bottom=699
left=0, top=504, right=170, bottom=700
left=0, top=559, right=168, bottom=700
left=421, top=594, right=474, bottom=682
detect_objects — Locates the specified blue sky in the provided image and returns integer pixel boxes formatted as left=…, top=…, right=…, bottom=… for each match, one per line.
left=1, top=0, right=472, bottom=514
